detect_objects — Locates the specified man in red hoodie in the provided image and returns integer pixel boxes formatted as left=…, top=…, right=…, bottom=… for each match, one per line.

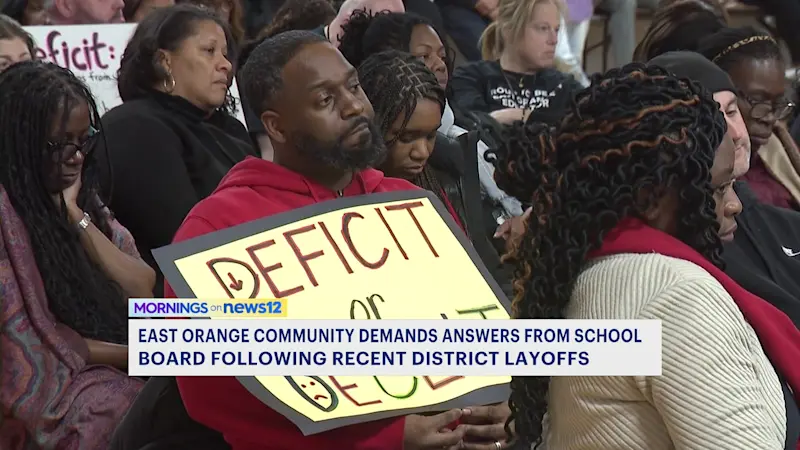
left=164, top=30, right=483, bottom=450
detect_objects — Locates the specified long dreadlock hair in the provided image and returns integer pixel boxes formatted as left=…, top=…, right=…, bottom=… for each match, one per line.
left=338, top=9, right=454, bottom=76
left=485, top=63, right=726, bottom=447
left=0, top=61, right=128, bottom=343
left=357, top=50, right=449, bottom=195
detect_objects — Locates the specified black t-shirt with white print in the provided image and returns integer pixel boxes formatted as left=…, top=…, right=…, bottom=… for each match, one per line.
left=449, top=60, right=581, bottom=125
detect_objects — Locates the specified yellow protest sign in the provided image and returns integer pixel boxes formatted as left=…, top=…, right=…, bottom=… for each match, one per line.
left=154, top=190, right=511, bottom=435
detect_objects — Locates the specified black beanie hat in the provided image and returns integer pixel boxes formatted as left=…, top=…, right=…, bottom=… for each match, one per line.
left=648, top=51, right=736, bottom=94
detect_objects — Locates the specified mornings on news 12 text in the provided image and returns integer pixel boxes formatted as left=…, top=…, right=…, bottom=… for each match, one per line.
left=128, top=299, right=663, bottom=377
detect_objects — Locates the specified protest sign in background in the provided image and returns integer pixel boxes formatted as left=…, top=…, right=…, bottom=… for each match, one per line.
left=153, top=190, right=512, bottom=435
left=25, top=24, right=247, bottom=126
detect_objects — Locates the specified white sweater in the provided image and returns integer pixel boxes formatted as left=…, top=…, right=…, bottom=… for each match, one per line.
left=544, top=253, right=786, bottom=450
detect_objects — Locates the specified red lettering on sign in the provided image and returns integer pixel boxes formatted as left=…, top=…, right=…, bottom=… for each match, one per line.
left=422, top=376, right=464, bottom=390
left=283, top=224, right=325, bottom=287
left=384, top=201, right=439, bottom=257
left=246, top=239, right=304, bottom=298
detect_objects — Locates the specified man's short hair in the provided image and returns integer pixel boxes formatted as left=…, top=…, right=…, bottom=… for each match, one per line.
left=239, top=30, right=328, bottom=117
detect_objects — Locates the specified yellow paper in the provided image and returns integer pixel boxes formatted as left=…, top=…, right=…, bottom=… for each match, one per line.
left=170, top=195, right=510, bottom=423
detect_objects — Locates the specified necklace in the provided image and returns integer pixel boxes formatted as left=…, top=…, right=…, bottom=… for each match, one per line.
left=500, top=69, right=526, bottom=108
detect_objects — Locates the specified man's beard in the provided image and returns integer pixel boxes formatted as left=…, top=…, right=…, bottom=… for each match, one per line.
left=291, top=118, right=387, bottom=171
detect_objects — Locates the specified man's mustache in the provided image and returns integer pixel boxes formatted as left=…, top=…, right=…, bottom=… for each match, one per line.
left=342, top=117, right=372, bottom=139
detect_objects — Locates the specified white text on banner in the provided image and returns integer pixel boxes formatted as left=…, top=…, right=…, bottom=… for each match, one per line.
left=128, top=319, right=662, bottom=377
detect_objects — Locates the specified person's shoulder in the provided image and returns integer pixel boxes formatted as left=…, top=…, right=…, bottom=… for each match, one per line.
left=452, top=60, right=498, bottom=78
left=586, top=252, right=722, bottom=286
left=572, top=253, right=728, bottom=318
left=376, top=176, right=421, bottom=192
left=102, top=97, right=166, bottom=123
left=539, top=69, right=579, bottom=89
left=176, top=186, right=263, bottom=237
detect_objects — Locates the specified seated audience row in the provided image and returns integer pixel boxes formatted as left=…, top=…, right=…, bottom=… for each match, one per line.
left=2, top=2, right=800, bottom=450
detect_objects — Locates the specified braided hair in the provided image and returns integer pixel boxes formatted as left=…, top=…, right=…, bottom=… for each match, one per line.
left=0, top=61, right=128, bottom=343
left=696, top=26, right=781, bottom=72
left=633, top=0, right=726, bottom=62
left=338, top=9, right=453, bottom=75
left=486, top=63, right=726, bottom=447
left=357, top=50, right=448, bottom=196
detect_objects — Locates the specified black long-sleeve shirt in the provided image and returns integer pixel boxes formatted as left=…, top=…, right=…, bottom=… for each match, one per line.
left=449, top=60, right=580, bottom=125
left=97, top=91, right=257, bottom=295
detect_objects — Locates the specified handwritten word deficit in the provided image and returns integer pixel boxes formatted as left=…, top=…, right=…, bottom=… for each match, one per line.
left=204, top=201, right=437, bottom=299
left=154, top=191, right=511, bottom=435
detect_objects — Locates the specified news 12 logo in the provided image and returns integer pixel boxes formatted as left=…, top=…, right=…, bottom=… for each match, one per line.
left=127, top=299, right=287, bottom=318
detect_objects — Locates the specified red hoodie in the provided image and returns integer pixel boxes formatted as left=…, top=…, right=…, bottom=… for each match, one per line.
left=165, top=157, right=419, bottom=450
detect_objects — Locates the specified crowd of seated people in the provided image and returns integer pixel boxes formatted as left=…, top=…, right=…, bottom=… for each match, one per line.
left=2, top=0, right=800, bottom=449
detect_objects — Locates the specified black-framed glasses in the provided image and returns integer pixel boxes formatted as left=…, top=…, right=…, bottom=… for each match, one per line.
left=738, top=92, right=795, bottom=120
left=48, top=125, right=99, bottom=161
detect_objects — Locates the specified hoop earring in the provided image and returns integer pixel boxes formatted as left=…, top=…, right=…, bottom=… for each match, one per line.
left=163, top=74, right=176, bottom=93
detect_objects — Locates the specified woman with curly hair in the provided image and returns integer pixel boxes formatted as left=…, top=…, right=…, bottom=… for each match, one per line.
left=488, top=63, right=800, bottom=449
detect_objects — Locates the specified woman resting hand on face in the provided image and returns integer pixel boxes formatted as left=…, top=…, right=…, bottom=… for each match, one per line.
left=0, top=61, right=151, bottom=450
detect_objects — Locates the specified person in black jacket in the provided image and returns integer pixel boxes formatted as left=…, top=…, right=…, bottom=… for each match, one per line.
left=98, top=5, right=257, bottom=295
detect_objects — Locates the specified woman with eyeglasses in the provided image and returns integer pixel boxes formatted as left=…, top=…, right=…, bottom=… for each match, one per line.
left=0, top=61, right=149, bottom=448
left=698, top=27, right=800, bottom=211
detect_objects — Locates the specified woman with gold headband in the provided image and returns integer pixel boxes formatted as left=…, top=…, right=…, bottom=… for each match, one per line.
left=487, top=62, right=800, bottom=450
left=698, top=26, right=800, bottom=211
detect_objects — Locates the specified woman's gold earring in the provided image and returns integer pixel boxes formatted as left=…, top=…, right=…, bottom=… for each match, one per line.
left=163, top=73, right=176, bottom=93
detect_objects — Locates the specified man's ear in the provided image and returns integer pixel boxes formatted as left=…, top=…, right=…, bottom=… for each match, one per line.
left=262, top=110, right=287, bottom=145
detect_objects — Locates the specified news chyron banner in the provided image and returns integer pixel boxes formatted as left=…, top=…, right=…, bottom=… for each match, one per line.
left=152, top=190, right=512, bottom=435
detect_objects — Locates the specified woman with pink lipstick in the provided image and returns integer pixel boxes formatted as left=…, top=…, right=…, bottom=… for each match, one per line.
left=698, top=26, right=800, bottom=211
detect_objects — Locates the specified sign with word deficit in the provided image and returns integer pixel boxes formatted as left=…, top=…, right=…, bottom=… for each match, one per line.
left=25, top=24, right=247, bottom=126
left=153, top=190, right=511, bottom=435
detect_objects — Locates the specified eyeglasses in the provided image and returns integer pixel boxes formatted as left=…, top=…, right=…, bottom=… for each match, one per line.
left=48, top=126, right=99, bottom=161
left=738, top=92, right=795, bottom=120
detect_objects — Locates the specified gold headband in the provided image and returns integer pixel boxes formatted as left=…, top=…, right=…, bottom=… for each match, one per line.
left=712, top=35, right=778, bottom=63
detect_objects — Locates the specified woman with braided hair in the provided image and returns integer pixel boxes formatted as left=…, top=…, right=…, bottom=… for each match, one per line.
left=697, top=26, right=800, bottom=211
left=0, top=61, right=149, bottom=448
left=358, top=50, right=468, bottom=231
left=358, top=48, right=516, bottom=306
left=340, top=10, right=527, bottom=253
left=489, top=63, right=800, bottom=449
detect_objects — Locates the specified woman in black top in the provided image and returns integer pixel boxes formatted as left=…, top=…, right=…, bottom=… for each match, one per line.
left=99, top=4, right=256, bottom=295
left=449, top=0, right=580, bottom=126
